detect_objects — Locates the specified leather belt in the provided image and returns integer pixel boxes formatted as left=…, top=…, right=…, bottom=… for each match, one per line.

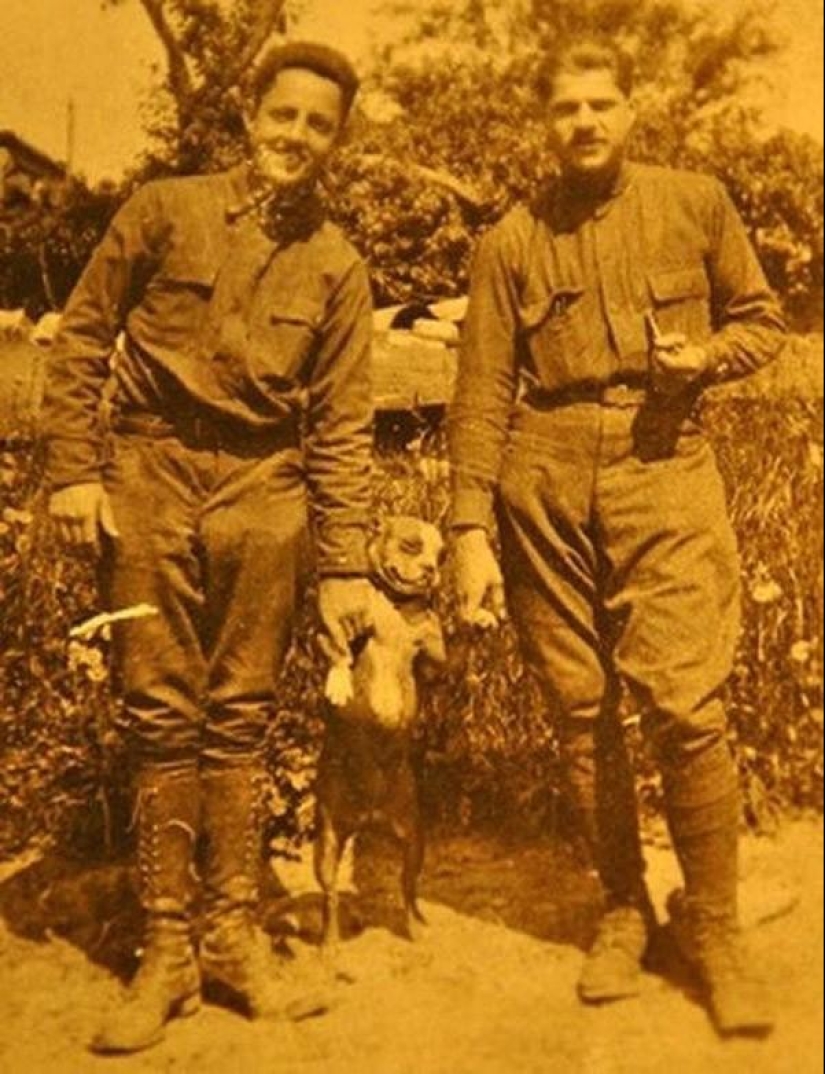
left=113, top=409, right=300, bottom=457
left=522, top=377, right=651, bottom=410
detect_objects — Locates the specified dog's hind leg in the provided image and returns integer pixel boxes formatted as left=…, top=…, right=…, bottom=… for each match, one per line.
left=400, top=820, right=427, bottom=943
left=314, top=809, right=348, bottom=956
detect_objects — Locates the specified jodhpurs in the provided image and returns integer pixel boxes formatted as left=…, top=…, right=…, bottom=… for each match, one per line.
left=497, top=396, right=741, bottom=759
left=101, top=425, right=308, bottom=766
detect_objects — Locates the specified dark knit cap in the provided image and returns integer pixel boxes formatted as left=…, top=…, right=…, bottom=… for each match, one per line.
left=250, top=41, right=361, bottom=118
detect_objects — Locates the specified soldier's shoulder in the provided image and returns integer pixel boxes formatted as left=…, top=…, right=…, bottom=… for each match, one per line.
left=479, top=203, right=538, bottom=255
left=316, top=220, right=367, bottom=276
left=122, top=170, right=228, bottom=213
left=632, top=162, right=725, bottom=203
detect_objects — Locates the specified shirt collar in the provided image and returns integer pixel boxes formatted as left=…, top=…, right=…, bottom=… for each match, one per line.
left=224, top=163, right=326, bottom=244
left=552, top=160, right=635, bottom=226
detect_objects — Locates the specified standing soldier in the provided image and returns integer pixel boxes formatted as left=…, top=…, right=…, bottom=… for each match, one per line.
left=43, top=43, right=374, bottom=1054
left=450, top=41, right=786, bottom=1036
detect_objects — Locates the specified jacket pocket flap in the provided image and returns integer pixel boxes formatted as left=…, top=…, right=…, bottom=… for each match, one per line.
left=160, top=250, right=220, bottom=286
left=648, top=267, right=710, bottom=302
left=269, top=298, right=325, bottom=329
left=520, top=287, right=584, bottom=331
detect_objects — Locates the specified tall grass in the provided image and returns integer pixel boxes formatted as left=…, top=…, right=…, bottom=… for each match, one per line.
left=0, top=353, right=822, bottom=859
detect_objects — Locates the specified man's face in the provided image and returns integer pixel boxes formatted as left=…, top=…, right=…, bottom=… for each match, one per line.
left=249, top=67, right=345, bottom=189
left=547, top=69, right=634, bottom=179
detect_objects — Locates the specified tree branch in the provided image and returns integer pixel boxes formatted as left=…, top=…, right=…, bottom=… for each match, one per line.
left=237, top=0, right=289, bottom=72
left=138, top=0, right=194, bottom=108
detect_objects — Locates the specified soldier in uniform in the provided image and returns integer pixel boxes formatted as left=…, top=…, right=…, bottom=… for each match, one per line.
left=43, top=43, right=374, bottom=1053
left=450, top=41, right=785, bottom=1036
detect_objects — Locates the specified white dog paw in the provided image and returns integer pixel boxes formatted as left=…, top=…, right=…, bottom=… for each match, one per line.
left=325, top=666, right=355, bottom=707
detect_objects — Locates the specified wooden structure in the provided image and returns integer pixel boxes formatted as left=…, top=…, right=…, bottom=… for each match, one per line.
left=373, top=299, right=466, bottom=412
left=0, top=132, right=67, bottom=211
left=0, top=299, right=468, bottom=443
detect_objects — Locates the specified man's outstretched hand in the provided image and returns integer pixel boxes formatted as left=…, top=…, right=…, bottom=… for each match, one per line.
left=49, top=483, right=120, bottom=553
left=453, top=528, right=507, bottom=630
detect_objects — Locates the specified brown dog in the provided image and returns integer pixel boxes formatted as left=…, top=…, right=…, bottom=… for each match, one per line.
left=315, top=516, right=446, bottom=951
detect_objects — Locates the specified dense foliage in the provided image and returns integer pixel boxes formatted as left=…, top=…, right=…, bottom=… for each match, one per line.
left=1, top=360, right=822, bottom=859
left=0, top=0, right=821, bottom=322
left=0, top=0, right=822, bottom=859
left=0, top=183, right=121, bottom=319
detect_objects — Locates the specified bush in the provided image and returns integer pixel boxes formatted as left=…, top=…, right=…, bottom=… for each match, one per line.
left=0, top=183, right=121, bottom=319
left=0, top=376, right=822, bottom=861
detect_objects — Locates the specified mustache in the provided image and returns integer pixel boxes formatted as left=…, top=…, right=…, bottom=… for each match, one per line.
left=261, top=141, right=312, bottom=157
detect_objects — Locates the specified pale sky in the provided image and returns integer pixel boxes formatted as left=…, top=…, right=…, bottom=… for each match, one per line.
left=0, top=0, right=822, bottom=183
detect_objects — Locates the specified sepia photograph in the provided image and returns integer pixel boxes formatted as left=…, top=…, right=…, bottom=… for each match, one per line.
left=0, top=1, right=822, bottom=1071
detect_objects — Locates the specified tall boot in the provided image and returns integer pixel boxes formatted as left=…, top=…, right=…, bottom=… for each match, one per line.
left=663, top=738, right=774, bottom=1038
left=563, top=712, right=656, bottom=1005
left=91, top=762, right=202, bottom=1055
left=200, top=762, right=329, bottom=1020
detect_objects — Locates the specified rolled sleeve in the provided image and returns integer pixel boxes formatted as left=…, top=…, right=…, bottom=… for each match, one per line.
left=449, top=217, right=520, bottom=532
left=305, top=258, right=374, bottom=577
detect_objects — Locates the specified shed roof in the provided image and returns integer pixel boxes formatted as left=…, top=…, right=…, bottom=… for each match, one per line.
left=0, top=132, right=67, bottom=178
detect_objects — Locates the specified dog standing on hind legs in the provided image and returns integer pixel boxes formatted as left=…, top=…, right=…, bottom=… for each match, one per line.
left=315, top=516, right=447, bottom=954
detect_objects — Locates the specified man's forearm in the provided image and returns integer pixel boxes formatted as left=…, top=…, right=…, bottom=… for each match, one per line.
left=305, top=262, right=374, bottom=578
left=703, top=312, right=788, bottom=384
left=705, top=182, right=789, bottom=384
left=42, top=347, right=115, bottom=488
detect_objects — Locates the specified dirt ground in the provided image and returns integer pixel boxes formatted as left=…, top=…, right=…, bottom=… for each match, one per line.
left=0, top=819, right=821, bottom=1074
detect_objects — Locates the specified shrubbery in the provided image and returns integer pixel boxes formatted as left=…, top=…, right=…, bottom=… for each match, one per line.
left=0, top=1, right=821, bottom=323
left=1, top=368, right=822, bottom=861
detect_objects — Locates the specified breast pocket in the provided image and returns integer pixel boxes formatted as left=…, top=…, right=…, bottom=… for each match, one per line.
left=138, top=250, right=219, bottom=350
left=247, top=296, right=325, bottom=388
left=151, top=251, right=219, bottom=295
left=518, top=285, right=587, bottom=387
left=647, top=266, right=712, bottom=340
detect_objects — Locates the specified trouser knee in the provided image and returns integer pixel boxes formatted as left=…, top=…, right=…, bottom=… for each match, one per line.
left=646, top=696, right=729, bottom=769
left=116, top=699, right=201, bottom=766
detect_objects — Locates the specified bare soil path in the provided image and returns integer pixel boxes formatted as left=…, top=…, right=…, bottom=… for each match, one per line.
left=0, top=820, right=821, bottom=1074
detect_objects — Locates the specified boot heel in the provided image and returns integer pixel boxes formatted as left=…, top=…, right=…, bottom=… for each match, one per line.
left=177, top=993, right=202, bottom=1019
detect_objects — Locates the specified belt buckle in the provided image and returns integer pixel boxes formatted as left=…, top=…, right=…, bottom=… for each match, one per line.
left=602, top=383, right=643, bottom=408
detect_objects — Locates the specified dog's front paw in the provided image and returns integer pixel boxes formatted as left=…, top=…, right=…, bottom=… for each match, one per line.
left=325, top=665, right=355, bottom=708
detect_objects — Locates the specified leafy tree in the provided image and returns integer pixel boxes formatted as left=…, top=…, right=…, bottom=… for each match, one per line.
left=102, top=0, right=289, bottom=175
left=5, top=0, right=818, bottom=316
left=345, top=0, right=822, bottom=312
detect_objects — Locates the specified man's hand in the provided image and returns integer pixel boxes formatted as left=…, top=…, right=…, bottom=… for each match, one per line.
left=650, top=331, right=711, bottom=395
left=453, top=528, right=507, bottom=630
left=49, top=483, right=119, bottom=553
left=318, top=577, right=375, bottom=656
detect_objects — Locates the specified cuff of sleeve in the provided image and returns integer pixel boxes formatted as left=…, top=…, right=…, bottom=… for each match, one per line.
left=702, top=338, right=736, bottom=384
left=43, top=438, right=104, bottom=490
left=316, top=525, right=371, bottom=577
left=450, top=486, right=496, bottom=533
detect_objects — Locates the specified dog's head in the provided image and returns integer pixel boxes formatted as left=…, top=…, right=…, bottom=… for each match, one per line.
left=368, top=516, right=445, bottom=599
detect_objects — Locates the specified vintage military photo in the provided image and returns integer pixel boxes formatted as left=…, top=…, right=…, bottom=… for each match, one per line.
left=0, top=0, right=822, bottom=1070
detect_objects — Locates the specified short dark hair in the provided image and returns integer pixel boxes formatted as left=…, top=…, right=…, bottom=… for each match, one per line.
left=250, top=41, right=361, bottom=119
left=540, top=41, right=635, bottom=100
